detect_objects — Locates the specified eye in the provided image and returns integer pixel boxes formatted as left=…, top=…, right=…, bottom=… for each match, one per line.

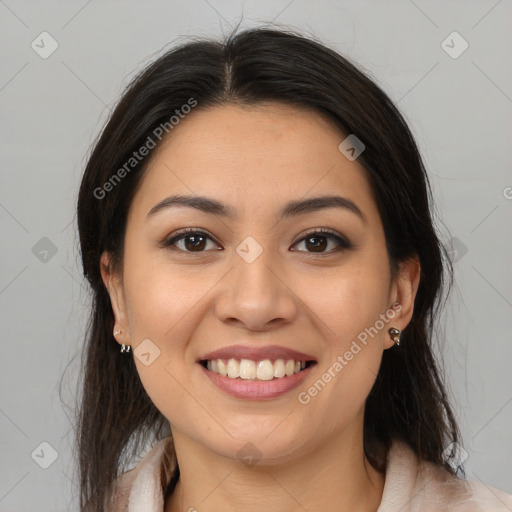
left=291, top=229, right=351, bottom=254
left=161, top=228, right=221, bottom=253
left=160, top=227, right=351, bottom=254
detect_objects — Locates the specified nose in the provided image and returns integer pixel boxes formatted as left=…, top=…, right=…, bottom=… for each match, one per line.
left=214, top=247, right=298, bottom=332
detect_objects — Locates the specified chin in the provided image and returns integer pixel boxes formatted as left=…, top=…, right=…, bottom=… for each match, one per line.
left=199, top=425, right=310, bottom=467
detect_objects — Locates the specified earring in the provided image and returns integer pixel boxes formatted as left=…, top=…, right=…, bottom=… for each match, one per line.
left=114, top=329, right=131, bottom=353
left=388, top=327, right=401, bottom=346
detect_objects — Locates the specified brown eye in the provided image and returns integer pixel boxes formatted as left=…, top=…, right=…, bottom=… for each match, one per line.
left=303, top=235, right=328, bottom=252
left=181, top=233, right=208, bottom=251
left=292, top=229, right=351, bottom=254
left=163, top=229, right=220, bottom=252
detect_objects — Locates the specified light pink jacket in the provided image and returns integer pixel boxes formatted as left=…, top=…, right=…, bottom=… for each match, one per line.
left=108, top=436, right=512, bottom=511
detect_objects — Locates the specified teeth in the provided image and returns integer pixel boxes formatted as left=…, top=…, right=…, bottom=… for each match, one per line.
left=205, top=358, right=310, bottom=380
left=256, top=360, right=274, bottom=380
left=239, top=359, right=256, bottom=380
left=273, top=359, right=285, bottom=378
left=217, top=359, right=228, bottom=376
left=227, top=358, right=240, bottom=378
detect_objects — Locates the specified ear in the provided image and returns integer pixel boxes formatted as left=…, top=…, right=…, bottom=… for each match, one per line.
left=384, top=256, right=421, bottom=349
left=100, top=251, right=132, bottom=346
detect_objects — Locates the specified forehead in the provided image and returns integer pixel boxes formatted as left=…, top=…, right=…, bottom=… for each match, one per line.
left=130, top=103, right=378, bottom=223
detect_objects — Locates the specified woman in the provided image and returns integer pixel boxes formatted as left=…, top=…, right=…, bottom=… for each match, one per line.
left=75, top=27, right=512, bottom=511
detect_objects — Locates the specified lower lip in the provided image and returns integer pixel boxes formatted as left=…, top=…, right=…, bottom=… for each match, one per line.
left=199, top=363, right=315, bottom=400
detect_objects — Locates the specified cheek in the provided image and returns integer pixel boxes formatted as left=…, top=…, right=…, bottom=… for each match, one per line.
left=123, top=254, right=207, bottom=342
left=295, top=259, right=391, bottom=346
left=293, top=262, right=389, bottom=416
left=125, top=263, right=204, bottom=424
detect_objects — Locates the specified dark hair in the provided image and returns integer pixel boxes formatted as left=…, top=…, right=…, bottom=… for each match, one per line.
left=75, top=25, right=462, bottom=511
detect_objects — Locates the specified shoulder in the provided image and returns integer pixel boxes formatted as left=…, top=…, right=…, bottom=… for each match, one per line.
left=413, top=457, right=512, bottom=511
left=378, top=439, right=512, bottom=511
left=107, top=436, right=177, bottom=512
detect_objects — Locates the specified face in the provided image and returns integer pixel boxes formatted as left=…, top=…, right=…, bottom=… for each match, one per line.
left=102, top=103, right=419, bottom=464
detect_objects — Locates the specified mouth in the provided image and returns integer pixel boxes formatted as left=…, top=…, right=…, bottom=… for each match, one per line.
left=199, top=358, right=317, bottom=381
left=198, top=357, right=317, bottom=400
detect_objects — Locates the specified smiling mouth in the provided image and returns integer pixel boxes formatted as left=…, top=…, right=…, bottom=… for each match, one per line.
left=199, top=358, right=317, bottom=381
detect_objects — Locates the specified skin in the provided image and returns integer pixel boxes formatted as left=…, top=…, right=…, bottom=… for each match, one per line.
left=101, top=103, right=420, bottom=512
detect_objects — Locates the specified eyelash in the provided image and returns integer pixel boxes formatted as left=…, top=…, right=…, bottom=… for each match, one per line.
left=160, top=227, right=352, bottom=255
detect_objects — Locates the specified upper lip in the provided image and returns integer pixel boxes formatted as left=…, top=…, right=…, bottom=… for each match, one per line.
left=199, top=344, right=317, bottom=363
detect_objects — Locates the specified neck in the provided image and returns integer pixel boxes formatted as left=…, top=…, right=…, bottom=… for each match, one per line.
left=165, top=413, right=385, bottom=512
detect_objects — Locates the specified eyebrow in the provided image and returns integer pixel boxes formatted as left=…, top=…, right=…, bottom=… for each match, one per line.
left=146, top=194, right=366, bottom=223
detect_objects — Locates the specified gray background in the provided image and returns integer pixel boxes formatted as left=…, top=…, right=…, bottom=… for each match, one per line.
left=1, top=1, right=511, bottom=510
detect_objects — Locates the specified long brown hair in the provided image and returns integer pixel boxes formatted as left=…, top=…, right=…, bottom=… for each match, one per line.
left=74, top=26, right=462, bottom=510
